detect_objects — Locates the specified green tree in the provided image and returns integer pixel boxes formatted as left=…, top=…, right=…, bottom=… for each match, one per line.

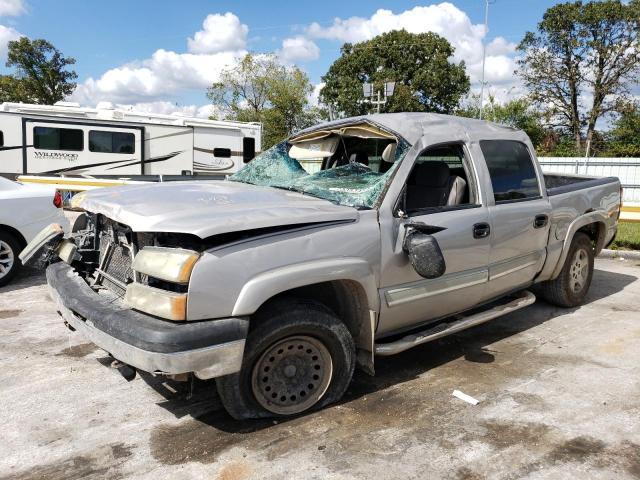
left=457, top=95, right=546, bottom=148
left=208, top=54, right=323, bottom=148
left=606, top=103, right=640, bottom=157
left=2, top=37, right=77, bottom=104
left=517, top=0, right=640, bottom=154
left=320, top=29, right=469, bottom=117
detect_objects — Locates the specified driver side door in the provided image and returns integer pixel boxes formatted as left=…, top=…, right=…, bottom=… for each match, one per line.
left=377, top=142, right=491, bottom=337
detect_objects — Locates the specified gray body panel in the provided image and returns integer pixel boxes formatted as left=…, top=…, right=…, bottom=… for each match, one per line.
left=67, top=113, right=620, bottom=365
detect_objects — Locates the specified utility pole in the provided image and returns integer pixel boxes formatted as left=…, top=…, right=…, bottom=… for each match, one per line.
left=479, top=0, right=494, bottom=120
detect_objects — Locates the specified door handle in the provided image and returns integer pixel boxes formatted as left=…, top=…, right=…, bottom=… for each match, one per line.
left=473, top=222, right=491, bottom=239
left=534, top=214, right=548, bottom=229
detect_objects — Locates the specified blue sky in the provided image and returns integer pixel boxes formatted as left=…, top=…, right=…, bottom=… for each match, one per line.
left=0, top=0, right=563, bottom=117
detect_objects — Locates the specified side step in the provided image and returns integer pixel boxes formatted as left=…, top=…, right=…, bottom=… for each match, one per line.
left=374, top=290, right=536, bottom=356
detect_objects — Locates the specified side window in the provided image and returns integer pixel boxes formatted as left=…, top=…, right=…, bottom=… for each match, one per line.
left=403, top=143, right=474, bottom=214
left=480, top=140, right=540, bottom=202
left=213, top=147, right=231, bottom=158
left=34, top=127, right=83, bottom=151
left=89, top=130, right=135, bottom=154
left=243, top=137, right=256, bottom=163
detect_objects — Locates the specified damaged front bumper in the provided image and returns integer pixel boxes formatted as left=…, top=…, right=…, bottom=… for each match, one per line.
left=47, top=262, right=249, bottom=379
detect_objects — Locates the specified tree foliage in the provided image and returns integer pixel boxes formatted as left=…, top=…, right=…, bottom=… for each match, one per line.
left=517, top=0, right=640, bottom=154
left=606, top=102, right=640, bottom=157
left=457, top=95, right=546, bottom=148
left=1, top=37, right=77, bottom=104
left=208, top=54, right=323, bottom=149
left=320, top=30, right=470, bottom=117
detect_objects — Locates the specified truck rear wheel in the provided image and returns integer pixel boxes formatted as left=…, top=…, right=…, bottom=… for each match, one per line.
left=534, top=232, right=594, bottom=307
left=216, top=299, right=356, bottom=419
left=0, top=232, right=22, bottom=287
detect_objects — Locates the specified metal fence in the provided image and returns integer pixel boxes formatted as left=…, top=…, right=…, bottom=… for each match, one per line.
left=538, top=157, right=640, bottom=203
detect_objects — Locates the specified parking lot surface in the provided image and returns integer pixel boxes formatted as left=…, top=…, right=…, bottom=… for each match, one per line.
left=0, top=258, right=638, bottom=480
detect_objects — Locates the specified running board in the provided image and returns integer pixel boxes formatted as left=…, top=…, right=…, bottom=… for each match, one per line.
left=374, top=290, right=536, bottom=356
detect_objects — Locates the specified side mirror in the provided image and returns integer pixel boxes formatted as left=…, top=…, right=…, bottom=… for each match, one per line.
left=403, top=228, right=446, bottom=279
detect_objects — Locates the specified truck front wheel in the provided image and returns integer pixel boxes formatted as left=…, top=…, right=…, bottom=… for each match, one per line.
left=534, top=232, right=594, bottom=307
left=216, top=299, right=356, bottom=419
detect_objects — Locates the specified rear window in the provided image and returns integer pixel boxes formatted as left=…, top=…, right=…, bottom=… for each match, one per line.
left=34, top=127, right=83, bottom=151
left=89, top=130, right=135, bottom=154
left=480, top=140, right=540, bottom=202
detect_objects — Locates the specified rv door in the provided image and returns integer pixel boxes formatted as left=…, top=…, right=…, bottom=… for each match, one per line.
left=25, top=120, right=143, bottom=176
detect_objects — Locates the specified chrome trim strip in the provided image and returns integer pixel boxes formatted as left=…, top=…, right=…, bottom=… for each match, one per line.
left=385, top=268, right=489, bottom=308
left=489, top=251, right=542, bottom=280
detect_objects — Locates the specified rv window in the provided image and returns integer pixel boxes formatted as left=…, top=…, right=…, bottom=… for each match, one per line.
left=243, top=137, right=256, bottom=163
left=34, top=127, right=83, bottom=151
left=0, top=131, right=3, bottom=147
left=89, top=131, right=135, bottom=154
left=213, top=148, right=231, bottom=158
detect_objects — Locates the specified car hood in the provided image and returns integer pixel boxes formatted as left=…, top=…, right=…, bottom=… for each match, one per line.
left=75, top=180, right=359, bottom=238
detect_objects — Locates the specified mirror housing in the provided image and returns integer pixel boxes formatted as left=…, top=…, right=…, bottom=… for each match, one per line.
left=403, top=229, right=446, bottom=279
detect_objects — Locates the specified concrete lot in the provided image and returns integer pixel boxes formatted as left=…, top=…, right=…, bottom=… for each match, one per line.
left=0, top=258, right=638, bottom=480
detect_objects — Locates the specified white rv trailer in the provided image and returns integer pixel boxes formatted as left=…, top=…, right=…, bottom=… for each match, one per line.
left=0, top=102, right=261, bottom=180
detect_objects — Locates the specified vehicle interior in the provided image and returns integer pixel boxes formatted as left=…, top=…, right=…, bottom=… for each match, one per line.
left=400, top=143, right=475, bottom=215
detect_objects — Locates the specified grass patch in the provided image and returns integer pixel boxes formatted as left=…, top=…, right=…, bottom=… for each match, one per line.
left=610, top=221, right=640, bottom=250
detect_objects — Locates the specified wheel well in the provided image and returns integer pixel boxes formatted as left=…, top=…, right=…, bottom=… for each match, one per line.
left=577, top=221, right=605, bottom=252
left=0, top=225, right=27, bottom=249
left=254, top=280, right=370, bottom=340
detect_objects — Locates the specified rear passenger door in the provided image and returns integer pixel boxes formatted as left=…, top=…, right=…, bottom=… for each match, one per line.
left=481, top=140, right=551, bottom=297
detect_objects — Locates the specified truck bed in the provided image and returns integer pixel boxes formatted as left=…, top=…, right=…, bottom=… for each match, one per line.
left=543, top=173, right=619, bottom=196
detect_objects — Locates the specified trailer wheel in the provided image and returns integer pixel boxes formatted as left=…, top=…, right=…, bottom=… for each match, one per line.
left=534, top=232, right=594, bottom=307
left=0, top=231, right=22, bottom=287
left=216, top=299, right=356, bottom=420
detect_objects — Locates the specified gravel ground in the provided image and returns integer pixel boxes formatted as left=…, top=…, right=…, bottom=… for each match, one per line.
left=0, top=257, right=638, bottom=480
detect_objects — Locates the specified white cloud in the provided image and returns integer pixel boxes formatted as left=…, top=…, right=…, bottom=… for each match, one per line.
left=0, top=0, right=25, bottom=16
left=0, top=24, right=20, bottom=61
left=278, top=36, right=320, bottom=62
left=70, top=12, right=249, bottom=107
left=307, top=2, right=520, bottom=89
left=71, top=48, right=244, bottom=105
left=309, top=82, right=324, bottom=106
left=187, top=12, right=248, bottom=54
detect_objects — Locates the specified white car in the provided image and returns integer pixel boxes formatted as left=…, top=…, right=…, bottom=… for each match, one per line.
left=0, top=177, right=68, bottom=286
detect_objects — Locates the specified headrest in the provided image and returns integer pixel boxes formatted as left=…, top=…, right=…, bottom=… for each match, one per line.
left=349, top=151, right=369, bottom=165
left=381, top=143, right=397, bottom=163
left=414, top=161, right=450, bottom=187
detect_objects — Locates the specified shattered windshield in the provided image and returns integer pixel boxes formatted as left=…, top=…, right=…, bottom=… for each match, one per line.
left=229, top=137, right=410, bottom=208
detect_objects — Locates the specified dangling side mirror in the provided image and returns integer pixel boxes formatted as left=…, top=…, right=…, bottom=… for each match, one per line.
left=402, top=223, right=446, bottom=279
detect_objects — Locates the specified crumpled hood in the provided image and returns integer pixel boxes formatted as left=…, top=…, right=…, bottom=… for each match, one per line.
left=75, top=180, right=358, bottom=238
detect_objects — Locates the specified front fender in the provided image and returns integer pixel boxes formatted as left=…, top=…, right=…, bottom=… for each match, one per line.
left=231, top=257, right=379, bottom=316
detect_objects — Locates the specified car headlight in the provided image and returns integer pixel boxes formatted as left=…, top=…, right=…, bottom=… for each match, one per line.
left=132, top=247, right=200, bottom=284
left=125, top=283, right=187, bottom=321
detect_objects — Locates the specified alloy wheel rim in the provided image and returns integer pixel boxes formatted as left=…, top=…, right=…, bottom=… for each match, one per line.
left=0, top=240, right=15, bottom=279
left=569, top=248, right=589, bottom=293
left=251, top=335, right=333, bottom=415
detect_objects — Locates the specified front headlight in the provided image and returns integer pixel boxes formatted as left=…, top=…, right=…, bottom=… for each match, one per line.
left=125, top=283, right=187, bottom=321
left=132, top=247, right=200, bottom=284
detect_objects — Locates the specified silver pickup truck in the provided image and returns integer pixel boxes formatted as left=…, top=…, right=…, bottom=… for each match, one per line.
left=23, top=113, right=621, bottom=419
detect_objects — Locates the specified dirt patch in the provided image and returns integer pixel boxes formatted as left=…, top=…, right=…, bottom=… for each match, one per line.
left=0, top=309, right=23, bottom=319
left=56, top=343, right=98, bottom=358
left=217, top=460, right=252, bottom=480
left=0, top=443, right=133, bottom=480
left=479, top=420, right=553, bottom=449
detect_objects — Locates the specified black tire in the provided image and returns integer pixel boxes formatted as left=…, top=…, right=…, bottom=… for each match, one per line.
left=0, top=231, right=22, bottom=287
left=534, top=232, right=594, bottom=307
left=216, top=298, right=356, bottom=420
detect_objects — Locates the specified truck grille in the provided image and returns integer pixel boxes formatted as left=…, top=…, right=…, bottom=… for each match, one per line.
left=96, top=220, right=135, bottom=297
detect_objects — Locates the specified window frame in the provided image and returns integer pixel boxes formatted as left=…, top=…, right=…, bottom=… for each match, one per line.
left=479, top=139, right=542, bottom=205
left=33, top=126, right=84, bottom=152
left=393, top=141, right=481, bottom=218
left=88, top=129, right=136, bottom=154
